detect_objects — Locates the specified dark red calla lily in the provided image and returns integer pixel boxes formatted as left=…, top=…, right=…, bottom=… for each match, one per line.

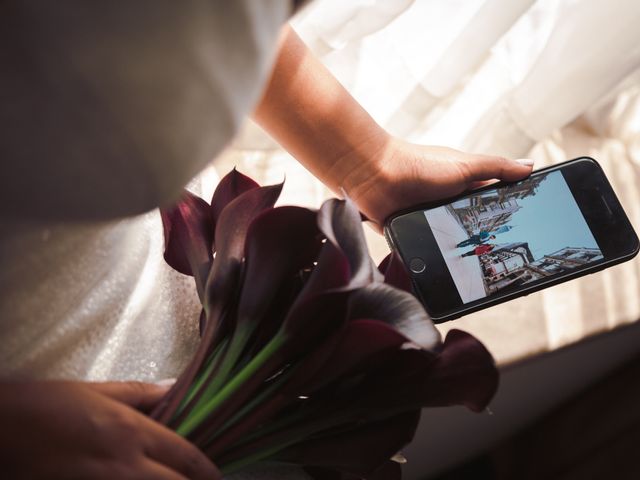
left=160, top=190, right=214, bottom=298
left=210, top=167, right=260, bottom=228
left=153, top=180, right=282, bottom=424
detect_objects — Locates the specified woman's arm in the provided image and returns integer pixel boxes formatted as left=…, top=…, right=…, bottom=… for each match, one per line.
left=254, top=26, right=534, bottom=226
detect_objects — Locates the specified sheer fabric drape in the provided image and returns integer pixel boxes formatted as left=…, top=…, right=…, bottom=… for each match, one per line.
left=289, top=0, right=640, bottom=156
left=220, top=0, right=640, bottom=366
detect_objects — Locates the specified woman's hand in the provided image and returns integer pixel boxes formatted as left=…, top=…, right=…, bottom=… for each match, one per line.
left=0, top=381, right=220, bottom=480
left=344, top=137, right=534, bottom=227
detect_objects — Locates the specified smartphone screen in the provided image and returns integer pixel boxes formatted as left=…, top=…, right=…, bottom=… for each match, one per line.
left=385, top=157, right=639, bottom=322
left=424, top=170, right=602, bottom=304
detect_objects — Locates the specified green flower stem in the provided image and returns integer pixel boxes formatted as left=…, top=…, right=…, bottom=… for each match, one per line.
left=227, top=361, right=308, bottom=446
left=205, top=369, right=291, bottom=446
left=201, top=322, right=252, bottom=397
left=177, top=332, right=287, bottom=437
left=179, top=324, right=252, bottom=428
left=218, top=414, right=353, bottom=475
left=176, top=339, right=227, bottom=417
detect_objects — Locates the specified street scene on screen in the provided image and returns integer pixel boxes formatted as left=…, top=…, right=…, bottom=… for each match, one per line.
left=424, top=171, right=603, bottom=303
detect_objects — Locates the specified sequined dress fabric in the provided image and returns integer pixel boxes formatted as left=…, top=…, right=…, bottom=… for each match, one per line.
left=0, top=0, right=288, bottom=381
left=0, top=209, right=202, bottom=381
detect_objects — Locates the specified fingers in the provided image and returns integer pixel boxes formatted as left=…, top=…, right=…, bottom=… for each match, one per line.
left=139, top=416, right=222, bottom=480
left=89, top=382, right=219, bottom=479
left=88, top=381, right=172, bottom=411
left=464, top=155, right=534, bottom=183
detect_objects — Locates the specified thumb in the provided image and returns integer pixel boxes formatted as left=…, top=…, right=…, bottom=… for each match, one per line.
left=464, top=155, right=534, bottom=183
left=88, top=380, right=175, bottom=411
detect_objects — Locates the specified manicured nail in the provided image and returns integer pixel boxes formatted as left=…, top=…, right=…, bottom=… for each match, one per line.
left=155, top=378, right=177, bottom=387
left=515, top=158, right=534, bottom=167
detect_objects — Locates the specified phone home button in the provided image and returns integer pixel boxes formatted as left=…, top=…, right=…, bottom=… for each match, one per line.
left=409, top=257, right=426, bottom=274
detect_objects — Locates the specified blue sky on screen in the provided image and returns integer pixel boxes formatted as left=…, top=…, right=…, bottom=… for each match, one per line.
left=493, top=171, right=600, bottom=260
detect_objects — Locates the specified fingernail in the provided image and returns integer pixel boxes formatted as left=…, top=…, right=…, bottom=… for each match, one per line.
left=515, top=158, right=534, bottom=167
left=155, top=378, right=176, bottom=387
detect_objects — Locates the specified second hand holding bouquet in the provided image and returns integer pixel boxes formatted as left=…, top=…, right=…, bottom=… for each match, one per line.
left=152, top=169, right=498, bottom=479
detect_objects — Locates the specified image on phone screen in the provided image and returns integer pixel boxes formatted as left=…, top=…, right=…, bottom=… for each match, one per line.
left=424, top=171, right=603, bottom=304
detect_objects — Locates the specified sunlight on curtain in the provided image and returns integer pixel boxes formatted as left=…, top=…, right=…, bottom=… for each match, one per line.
left=216, top=0, right=640, bottom=364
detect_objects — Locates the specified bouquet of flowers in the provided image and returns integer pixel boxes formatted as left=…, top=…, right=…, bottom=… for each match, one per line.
left=152, top=169, right=498, bottom=479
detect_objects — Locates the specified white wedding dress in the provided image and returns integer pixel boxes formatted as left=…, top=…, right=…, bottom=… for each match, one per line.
left=0, top=0, right=288, bottom=382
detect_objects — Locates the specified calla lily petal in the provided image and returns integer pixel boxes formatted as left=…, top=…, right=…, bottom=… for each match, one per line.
left=239, top=206, right=321, bottom=328
left=317, top=198, right=383, bottom=288
left=285, top=319, right=409, bottom=395
left=211, top=167, right=260, bottom=229
left=352, top=330, right=498, bottom=414
left=416, top=329, right=499, bottom=412
left=160, top=190, right=214, bottom=297
left=347, top=283, right=440, bottom=351
left=378, top=252, right=413, bottom=294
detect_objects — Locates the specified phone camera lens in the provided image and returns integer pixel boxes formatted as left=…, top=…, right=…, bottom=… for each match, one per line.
left=409, top=257, right=426, bottom=274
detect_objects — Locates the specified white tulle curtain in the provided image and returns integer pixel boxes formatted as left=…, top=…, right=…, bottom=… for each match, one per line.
left=209, top=0, right=640, bottom=373
left=222, top=0, right=640, bottom=221
left=291, top=0, right=640, bottom=155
